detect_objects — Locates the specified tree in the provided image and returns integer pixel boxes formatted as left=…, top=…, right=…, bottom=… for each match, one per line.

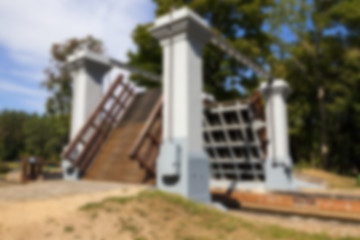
left=128, top=0, right=274, bottom=100
left=0, top=110, right=28, bottom=161
left=41, top=36, right=104, bottom=156
left=22, top=115, right=65, bottom=161
left=269, top=0, right=360, bottom=173
left=127, top=24, right=162, bottom=88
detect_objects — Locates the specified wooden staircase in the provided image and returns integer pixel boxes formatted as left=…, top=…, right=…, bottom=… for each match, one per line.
left=63, top=74, right=264, bottom=184
left=83, top=89, right=161, bottom=183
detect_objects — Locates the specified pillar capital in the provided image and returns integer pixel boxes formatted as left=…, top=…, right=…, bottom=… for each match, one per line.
left=150, top=7, right=212, bottom=45
left=66, top=49, right=111, bottom=76
left=259, top=79, right=291, bottom=99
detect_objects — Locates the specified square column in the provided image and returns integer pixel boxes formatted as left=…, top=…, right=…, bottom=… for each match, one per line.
left=67, top=49, right=111, bottom=140
left=150, top=8, right=212, bottom=202
left=62, top=49, right=111, bottom=180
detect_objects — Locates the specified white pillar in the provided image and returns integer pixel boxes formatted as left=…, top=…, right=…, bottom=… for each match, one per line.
left=150, top=8, right=211, bottom=202
left=62, top=50, right=111, bottom=181
left=260, top=79, right=294, bottom=190
left=67, top=50, right=111, bottom=140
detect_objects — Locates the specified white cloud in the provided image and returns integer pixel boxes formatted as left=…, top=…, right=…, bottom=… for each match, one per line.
left=0, top=80, right=47, bottom=97
left=0, top=0, right=156, bottom=65
left=0, top=80, right=48, bottom=113
left=10, top=69, right=45, bottom=83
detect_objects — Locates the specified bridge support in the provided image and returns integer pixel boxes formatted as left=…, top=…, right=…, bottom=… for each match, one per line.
left=150, top=8, right=212, bottom=203
left=62, top=49, right=111, bottom=180
left=260, top=80, right=294, bottom=190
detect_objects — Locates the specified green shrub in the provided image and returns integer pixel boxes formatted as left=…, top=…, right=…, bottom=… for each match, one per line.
left=0, top=162, right=10, bottom=174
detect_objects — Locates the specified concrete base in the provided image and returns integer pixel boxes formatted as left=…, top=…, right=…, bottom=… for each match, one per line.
left=265, top=158, right=295, bottom=191
left=61, top=159, right=80, bottom=180
left=156, top=139, right=210, bottom=203
left=210, top=179, right=266, bottom=193
left=293, top=177, right=326, bottom=190
left=264, top=158, right=324, bottom=191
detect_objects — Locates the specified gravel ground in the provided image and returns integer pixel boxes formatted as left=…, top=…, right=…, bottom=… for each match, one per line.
left=0, top=180, right=149, bottom=202
left=232, top=209, right=360, bottom=238
left=300, top=188, right=360, bottom=197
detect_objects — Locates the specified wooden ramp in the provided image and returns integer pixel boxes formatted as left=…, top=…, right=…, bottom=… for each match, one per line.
left=83, top=89, right=161, bottom=184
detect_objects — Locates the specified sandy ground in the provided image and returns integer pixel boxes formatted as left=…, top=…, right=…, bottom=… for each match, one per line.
left=0, top=180, right=359, bottom=239
left=0, top=180, right=147, bottom=239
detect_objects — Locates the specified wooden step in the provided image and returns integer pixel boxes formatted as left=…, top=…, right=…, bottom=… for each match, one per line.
left=83, top=89, right=161, bottom=184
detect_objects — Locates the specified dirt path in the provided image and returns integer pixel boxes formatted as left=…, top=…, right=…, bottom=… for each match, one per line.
left=0, top=180, right=147, bottom=236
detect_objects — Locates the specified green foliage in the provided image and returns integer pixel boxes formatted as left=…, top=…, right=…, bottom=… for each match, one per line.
left=269, top=0, right=360, bottom=173
left=0, top=110, right=28, bottom=161
left=127, top=24, right=162, bottom=88
left=0, top=162, right=10, bottom=174
left=128, top=0, right=274, bottom=100
left=0, top=110, right=70, bottom=162
left=23, top=115, right=67, bottom=161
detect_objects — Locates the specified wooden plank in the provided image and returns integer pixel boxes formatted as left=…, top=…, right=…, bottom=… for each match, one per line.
left=62, top=75, right=123, bottom=160
left=129, top=96, right=163, bottom=159
left=211, top=189, right=360, bottom=222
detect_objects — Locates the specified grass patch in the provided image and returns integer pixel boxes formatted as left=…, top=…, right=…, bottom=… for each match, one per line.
left=118, top=217, right=139, bottom=234
left=134, top=208, right=147, bottom=218
left=63, top=225, right=74, bottom=233
left=0, top=161, right=21, bottom=174
left=80, top=196, right=135, bottom=211
left=79, top=190, right=360, bottom=240
left=79, top=202, right=103, bottom=211
left=135, top=237, right=147, bottom=240
left=90, top=212, right=98, bottom=220
left=138, top=191, right=207, bottom=215
left=296, top=168, right=359, bottom=189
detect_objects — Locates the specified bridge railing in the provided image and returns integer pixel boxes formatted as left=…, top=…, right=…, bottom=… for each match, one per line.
left=62, top=75, right=135, bottom=173
left=129, top=96, right=163, bottom=175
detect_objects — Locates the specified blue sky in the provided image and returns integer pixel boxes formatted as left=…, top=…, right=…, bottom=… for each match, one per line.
left=0, top=0, right=156, bottom=114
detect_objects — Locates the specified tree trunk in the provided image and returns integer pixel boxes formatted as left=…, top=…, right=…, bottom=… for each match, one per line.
left=314, top=21, right=328, bottom=169
left=318, top=85, right=328, bottom=169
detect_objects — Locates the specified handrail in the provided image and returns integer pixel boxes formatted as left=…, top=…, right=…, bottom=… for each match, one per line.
left=129, top=96, right=163, bottom=159
left=61, top=76, right=123, bottom=159
left=249, top=91, right=265, bottom=120
left=62, top=74, right=135, bottom=173
left=129, top=96, right=163, bottom=174
left=74, top=86, right=134, bottom=172
left=249, top=91, right=267, bottom=156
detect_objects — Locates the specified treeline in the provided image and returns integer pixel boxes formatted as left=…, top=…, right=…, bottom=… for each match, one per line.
left=0, top=110, right=68, bottom=162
